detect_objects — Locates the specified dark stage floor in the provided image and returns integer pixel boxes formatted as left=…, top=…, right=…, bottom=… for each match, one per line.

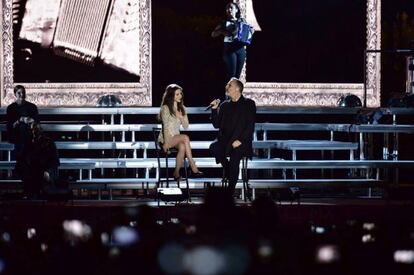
left=1, top=197, right=414, bottom=226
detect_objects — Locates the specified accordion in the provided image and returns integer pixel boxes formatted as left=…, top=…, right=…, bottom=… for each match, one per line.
left=17, top=0, right=140, bottom=76
left=235, top=21, right=254, bottom=45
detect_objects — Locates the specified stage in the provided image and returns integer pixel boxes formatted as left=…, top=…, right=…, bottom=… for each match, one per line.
left=2, top=196, right=414, bottom=226
left=1, top=1, right=414, bottom=273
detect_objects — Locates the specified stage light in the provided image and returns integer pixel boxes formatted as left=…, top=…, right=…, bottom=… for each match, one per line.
left=101, top=232, right=110, bottom=245
left=108, top=247, right=121, bottom=258
left=0, top=258, right=5, bottom=274
left=220, top=244, right=250, bottom=274
left=97, top=94, right=122, bottom=107
left=257, top=240, right=273, bottom=258
left=62, top=220, right=92, bottom=243
left=362, top=222, right=376, bottom=231
left=311, top=225, right=326, bottom=234
left=316, top=245, right=340, bottom=264
left=40, top=243, right=48, bottom=252
left=183, top=246, right=225, bottom=275
left=158, top=242, right=186, bottom=274
left=185, top=225, right=197, bottom=235
left=362, top=234, right=375, bottom=243
left=111, top=226, right=139, bottom=247
left=170, top=218, right=180, bottom=224
left=337, top=94, right=362, bottom=107
left=1, top=232, right=11, bottom=243
left=27, top=228, right=36, bottom=239
left=394, top=250, right=414, bottom=264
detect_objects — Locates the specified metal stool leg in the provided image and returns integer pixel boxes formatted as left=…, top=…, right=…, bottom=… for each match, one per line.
left=165, top=152, right=169, bottom=187
left=183, top=158, right=191, bottom=202
left=242, top=157, right=249, bottom=202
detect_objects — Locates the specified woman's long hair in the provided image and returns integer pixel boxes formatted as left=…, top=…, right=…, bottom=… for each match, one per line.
left=158, top=84, right=185, bottom=121
left=31, top=122, right=51, bottom=148
left=226, top=2, right=241, bottom=20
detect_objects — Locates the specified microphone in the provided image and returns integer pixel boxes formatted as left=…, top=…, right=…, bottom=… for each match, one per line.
left=205, top=99, right=221, bottom=111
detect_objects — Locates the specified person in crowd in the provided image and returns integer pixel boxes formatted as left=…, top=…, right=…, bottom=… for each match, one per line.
left=17, top=122, right=60, bottom=198
left=209, top=78, right=256, bottom=195
left=157, top=84, right=203, bottom=180
left=6, top=85, right=39, bottom=177
left=211, top=2, right=247, bottom=81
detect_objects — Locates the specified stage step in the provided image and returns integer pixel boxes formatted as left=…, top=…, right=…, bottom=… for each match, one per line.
left=0, top=140, right=357, bottom=152
left=0, top=178, right=384, bottom=191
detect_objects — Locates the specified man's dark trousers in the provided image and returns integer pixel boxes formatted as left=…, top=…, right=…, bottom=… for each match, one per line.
left=210, top=141, right=247, bottom=194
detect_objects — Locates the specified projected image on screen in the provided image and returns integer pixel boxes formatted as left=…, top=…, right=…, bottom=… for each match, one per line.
left=13, top=0, right=140, bottom=83
left=1, top=0, right=151, bottom=106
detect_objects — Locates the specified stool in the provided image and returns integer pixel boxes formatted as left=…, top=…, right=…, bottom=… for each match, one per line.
left=241, top=156, right=250, bottom=201
left=152, top=128, right=191, bottom=202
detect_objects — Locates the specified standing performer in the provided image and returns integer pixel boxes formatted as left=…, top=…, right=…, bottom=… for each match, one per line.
left=212, top=2, right=247, bottom=82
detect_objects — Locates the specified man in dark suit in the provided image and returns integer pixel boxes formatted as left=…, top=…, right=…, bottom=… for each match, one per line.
left=209, top=77, right=256, bottom=195
left=6, top=85, right=39, bottom=158
left=6, top=85, right=40, bottom=197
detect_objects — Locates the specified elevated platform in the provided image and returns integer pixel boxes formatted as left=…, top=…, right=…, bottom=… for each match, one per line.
left=1, top=106, right=414, bottom=200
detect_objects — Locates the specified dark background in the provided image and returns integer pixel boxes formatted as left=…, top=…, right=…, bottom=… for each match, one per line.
left=152, top=0, right=367, bottom=106
left=247, top=0, right=365, bottom=83
left=12, top=1, right=414, bottom=107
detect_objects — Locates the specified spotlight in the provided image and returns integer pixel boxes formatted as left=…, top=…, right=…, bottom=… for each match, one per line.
left=97, top=94, right=122, bottom=107
left=27, top=228, right=36, bottom=239
left=394, top=250, right=414, bottom=264
left=316, top=245, right=340, bottom=264
left=111, top=226, right=139, bottom=247
left=311, top=225, right=326, bottom=234
left=362, top=234, right=375, bottom=243
left=362, top=222, right=376, bottom=231
left=62, top=220, right=92, bottom=243
left=337, top=94, right=362, bottom=108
